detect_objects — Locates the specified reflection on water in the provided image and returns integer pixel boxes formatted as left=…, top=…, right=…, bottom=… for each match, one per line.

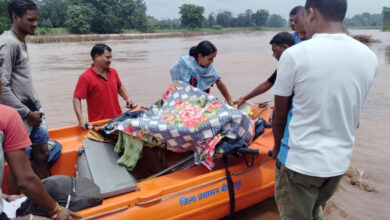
left=386, top=46, right=390, bottom=64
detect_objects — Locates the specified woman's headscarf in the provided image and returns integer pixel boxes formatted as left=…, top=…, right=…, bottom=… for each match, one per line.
left=170, top=55, right=220, bottom=91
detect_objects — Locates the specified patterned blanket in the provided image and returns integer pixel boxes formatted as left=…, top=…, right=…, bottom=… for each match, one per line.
left=117, top=81, right=254, bottom=169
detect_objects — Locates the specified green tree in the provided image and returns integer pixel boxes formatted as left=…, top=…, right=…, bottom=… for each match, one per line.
left=253, top=9, right=269, bottom=27
left=216, top=10, right=233, bottom=27
left=0, top=0, right=10, bottom=33
left=64, top=5, right=94, bottom=33
left=36, top=0, right=70, bottom=28
left=117, top=0, right=137, bottom=29
left=208, top=14, right=216, bottom=28
left=266, top=14, right=287, bottom=27
left=179, top=4, right=205, bottom=29
left=237, top=10, right=254, bottom=27
left=67, top=0, right=147, bottom=33
left=384, top=7, right=390, bottom=30
left=344, top=12, right=383, bottom=27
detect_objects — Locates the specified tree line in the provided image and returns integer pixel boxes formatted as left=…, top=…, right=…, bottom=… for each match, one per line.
left=383, top=7, right=390, bottom=30
left=0, top=0, right=150, bottom=34
left=175, top=4, right=286, bottom=30
left=344, top=12, right=383, bottom=28
left=0, top=1, right=386, bottom=34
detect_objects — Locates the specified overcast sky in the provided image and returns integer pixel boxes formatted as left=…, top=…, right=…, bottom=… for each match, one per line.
left=144, top=0, right=390, bottom=19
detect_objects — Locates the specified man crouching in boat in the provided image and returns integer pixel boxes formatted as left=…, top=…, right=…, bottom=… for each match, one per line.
left=234, top=32, right=295, bottom=108
left=73, top=44, right=134, bottom=129
left=0, top=71, right=81, bottom=220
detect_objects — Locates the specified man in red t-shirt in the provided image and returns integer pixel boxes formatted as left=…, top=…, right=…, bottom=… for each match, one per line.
left=0, top=70, right=80, bottom=219
left=73, top=44, right=133, bottom=128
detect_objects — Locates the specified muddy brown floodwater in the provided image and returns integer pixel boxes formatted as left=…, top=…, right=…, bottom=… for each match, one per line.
left=27, top=29, right=389, bottom=219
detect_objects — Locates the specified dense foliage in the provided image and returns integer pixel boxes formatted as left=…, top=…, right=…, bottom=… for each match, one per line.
left=0, top=0, right=385, bottom=34
left=344, top=12, right=383, bottom=28
left=383, top=7, right=390, bottom=30
left=0, top=0, right=149, bottom=34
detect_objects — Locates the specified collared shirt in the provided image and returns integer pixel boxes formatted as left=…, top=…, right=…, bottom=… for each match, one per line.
left=73, top=65, right=123, bottom=122
left=291, top=32, right=301, bottom=44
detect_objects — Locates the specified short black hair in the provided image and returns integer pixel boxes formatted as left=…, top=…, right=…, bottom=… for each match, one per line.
left=91, top=44, right=112, bottom=60
left=290, top=6, right=304, bottom=16
left=8, top=0, right=37, bottom=21
left=305, top=0, right=347, bottom=21
left=270, top=32, right=295, bottom=47
left=189, top=40, right=217, bottom=58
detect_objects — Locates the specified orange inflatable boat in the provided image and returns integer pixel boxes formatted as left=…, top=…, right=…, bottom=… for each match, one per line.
left=3, top=105, right=275, bottom=220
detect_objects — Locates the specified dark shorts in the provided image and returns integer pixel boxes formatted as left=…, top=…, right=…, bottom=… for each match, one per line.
left=29, top=117, right=49, bottom=145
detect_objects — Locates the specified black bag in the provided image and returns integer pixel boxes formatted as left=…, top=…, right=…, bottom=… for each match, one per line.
left=16, top=175, right=103, bottom=217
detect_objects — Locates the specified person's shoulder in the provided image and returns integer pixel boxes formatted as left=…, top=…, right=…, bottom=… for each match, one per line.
left=0, top=31, right=18, bottom=49
left=109, top=67, right=118, bottom=74
left=343, top=35, right=378, bottom=63
left=0, top=105, right=19, bottom=121
left=0, top=31, right=18, bottom=44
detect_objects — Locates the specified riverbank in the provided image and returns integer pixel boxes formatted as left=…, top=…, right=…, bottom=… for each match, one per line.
left=27, top=28, right=288, bottom=44
left=26, top=27, right=381, bottom=44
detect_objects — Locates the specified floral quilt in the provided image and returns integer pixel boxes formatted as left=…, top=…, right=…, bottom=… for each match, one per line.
left=117, top=81, right=254, bottom=169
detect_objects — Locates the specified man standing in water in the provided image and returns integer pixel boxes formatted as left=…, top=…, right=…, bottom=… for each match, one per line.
left=0, top=0, right=49, bottom=180
left=73, top=44, right=133, bottom=128
left=272, top=0, right=378, bottom=219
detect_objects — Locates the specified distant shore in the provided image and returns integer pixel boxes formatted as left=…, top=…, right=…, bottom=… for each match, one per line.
left=26, top=28, right=382, bottom=44
left=26, top=28, right=278, bottom=44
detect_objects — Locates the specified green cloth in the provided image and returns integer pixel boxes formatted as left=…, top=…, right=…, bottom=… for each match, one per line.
left=115, top=132, right=144, bottom=171
left=274, top=159, right=342, bottom=220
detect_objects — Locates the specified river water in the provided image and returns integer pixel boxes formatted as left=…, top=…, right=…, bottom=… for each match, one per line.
left=27, top=29, right=389, bottom=219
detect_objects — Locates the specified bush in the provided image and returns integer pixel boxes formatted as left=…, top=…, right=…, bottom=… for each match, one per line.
left=0, top=16, right=10, bottom=34
left=212, top=25, right=222, bottom=30
left=383, top=19, right=390, bottom=31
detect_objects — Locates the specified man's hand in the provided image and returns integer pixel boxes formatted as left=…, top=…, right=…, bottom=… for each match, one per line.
left=125, top=99, right=135, bottom=108
left=233, top=97, right=246, bottom=108
left=51, top=206, right=83, bottom=220
left=78, top=119, right=89, bottom=130
left=26, top=111, right=43, bottom=127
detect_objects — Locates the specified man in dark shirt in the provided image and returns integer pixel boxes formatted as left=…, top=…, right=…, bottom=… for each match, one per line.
left=234, top=32, right=295, bottom=108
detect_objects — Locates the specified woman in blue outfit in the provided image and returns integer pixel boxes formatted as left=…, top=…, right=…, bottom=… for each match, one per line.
left=170, top=40, right=233, bottom=106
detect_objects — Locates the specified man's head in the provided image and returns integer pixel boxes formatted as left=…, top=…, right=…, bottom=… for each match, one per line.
left=289, top=6, right=304, bottom=31
left=91, top=44, right=112, bottom=70
left=304, top=0, right=347, bottom=37
left=294, top=7, right=308, bottom=41
left=270, top=32, right=295, bottom=61
left=8, top=0, right=38, bottom=35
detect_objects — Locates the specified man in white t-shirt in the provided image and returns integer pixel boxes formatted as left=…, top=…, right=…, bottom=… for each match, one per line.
left=271, top=0, right=378, bottom=219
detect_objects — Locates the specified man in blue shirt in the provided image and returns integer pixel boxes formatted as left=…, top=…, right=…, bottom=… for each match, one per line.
left=289, top=6, right=304, bottom=44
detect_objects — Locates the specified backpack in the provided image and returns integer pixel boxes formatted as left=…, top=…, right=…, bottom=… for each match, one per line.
left=26, top=139, right=62, bottom=173
left=16, top=175, right=103, bottom=217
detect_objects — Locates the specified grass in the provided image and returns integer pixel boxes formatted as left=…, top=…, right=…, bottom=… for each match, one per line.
left=35, top=27, right=68, bottom=35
